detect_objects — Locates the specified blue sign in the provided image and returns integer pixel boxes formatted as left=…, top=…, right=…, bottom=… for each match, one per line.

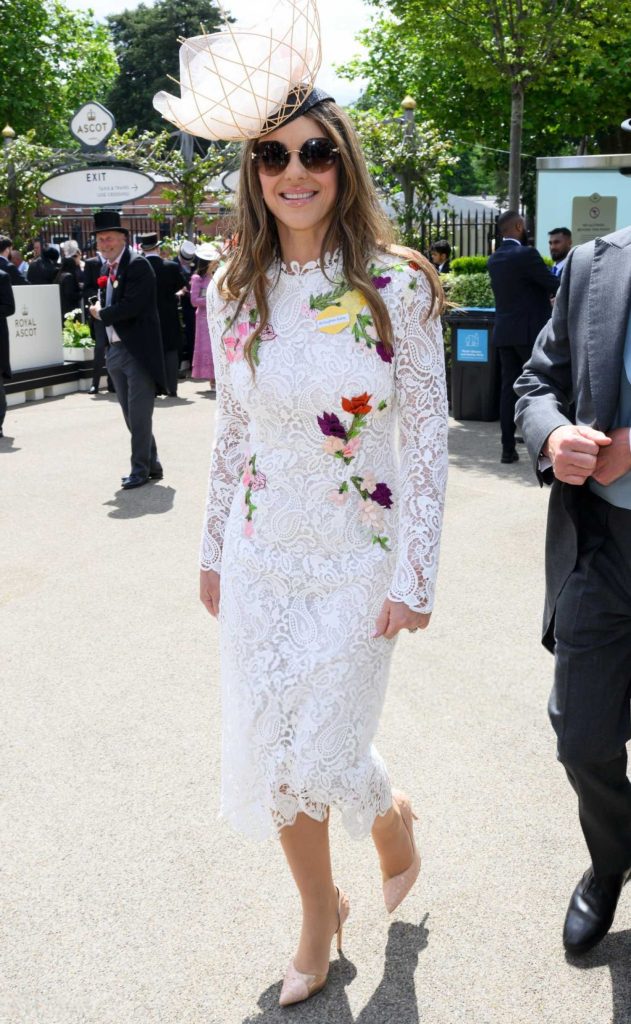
left=457, top=327, right=488, bottom=363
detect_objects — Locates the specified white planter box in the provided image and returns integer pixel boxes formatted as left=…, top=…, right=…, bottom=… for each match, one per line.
left=63, top=346, right=95, bottom=363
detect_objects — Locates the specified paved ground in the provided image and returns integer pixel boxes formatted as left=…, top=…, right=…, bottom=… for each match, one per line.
left=2, top=383, right=631, bottom=1024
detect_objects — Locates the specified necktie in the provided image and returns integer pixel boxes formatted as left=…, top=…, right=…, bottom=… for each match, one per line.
left=109, top=260, right=118, bottom=283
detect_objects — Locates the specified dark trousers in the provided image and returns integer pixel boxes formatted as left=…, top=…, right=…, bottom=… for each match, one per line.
left=498, top=344, right=531, bottom=451
left=551, top=490, right=631, bottom=878
left=91, top=318, right=113, bottom=390
left=0, top=377, right=6, bottom=429
left=164, top=349, right=179, bottom=396
left=106, top=342, right=158, bottom=478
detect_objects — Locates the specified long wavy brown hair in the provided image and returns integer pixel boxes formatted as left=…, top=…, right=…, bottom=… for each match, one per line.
left=220, top=100, right=444, bottom=370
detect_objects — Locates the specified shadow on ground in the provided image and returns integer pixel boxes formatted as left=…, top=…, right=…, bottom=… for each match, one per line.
left=0, top=434, right=20, bottom=453
left=104, top=483, right=176, bottom=519
left=569, top=927, right=631, bottom=1023
left=448, top=419, right=537, bottom=487
left=242, top=917, right=429, bottom=1024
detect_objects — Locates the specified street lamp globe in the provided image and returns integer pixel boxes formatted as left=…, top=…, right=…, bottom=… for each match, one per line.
left=401, top=96, right=417, bottom=111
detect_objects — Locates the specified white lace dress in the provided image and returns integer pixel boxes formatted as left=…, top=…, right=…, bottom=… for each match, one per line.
left=200, top=251, right=448, bottom=841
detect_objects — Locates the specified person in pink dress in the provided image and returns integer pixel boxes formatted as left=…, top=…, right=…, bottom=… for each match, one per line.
left=190, top=243, right=221, bottom=390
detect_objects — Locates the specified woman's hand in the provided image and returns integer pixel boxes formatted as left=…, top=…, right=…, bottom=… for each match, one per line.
left=200, top=569, right=221, bottom=618
left=372, top=598, right=431, bottom=639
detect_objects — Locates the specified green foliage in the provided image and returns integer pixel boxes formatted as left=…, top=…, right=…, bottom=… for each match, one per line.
left=446, top=272, right=495, bottom=308
left=63, top=311, right=93, bottom=348
left=0, top=0, right=118, bottom=145
left=0, top=133, right=59, bottom=247
left=106, top=0, right=225, bottom=133
left=450, top=256, right=489, bottom=275
left=348, top=107, right=457, bottom=244
left=339, top=0, right=631, bottom=206
left=106, top=129, right=238, bottom=238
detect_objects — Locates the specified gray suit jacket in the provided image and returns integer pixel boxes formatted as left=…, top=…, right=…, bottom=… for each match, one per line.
left=515, top=225, right=631, bottom=651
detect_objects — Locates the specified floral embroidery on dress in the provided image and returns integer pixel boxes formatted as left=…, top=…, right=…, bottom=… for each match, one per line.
left=241, top=453, right=267, bottom=537
left=318, top=393, right=393, bottom=549
left=308, top=277, right=393, bottom=362
left=224, top=307, right=276, bottom=365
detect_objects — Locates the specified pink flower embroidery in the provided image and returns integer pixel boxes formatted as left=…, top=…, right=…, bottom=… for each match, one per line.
left=329, top=488, right=349, bottom=507
left=250, top=472, right=267, bottom=491
left=242, top=469, right=253, bottom=487
left=243, top=520, right=255, bottom=538
left=342, top=436, right=361, bottom=459
left=359, top=499, right=385, bottom=531
left=361, top=470, right=378, bottom=493
left=322, top=436, right=345, bottom=455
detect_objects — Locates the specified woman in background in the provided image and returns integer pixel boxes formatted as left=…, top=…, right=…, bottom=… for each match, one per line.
left=190, top=243, right=221, bottom=391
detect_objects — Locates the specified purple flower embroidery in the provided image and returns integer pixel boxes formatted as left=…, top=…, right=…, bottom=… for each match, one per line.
left=375, top=340, right=393, bottom=364
left=370, top=482, right=393, bottom=509
left=372, top=274, right=392, bottom=290
left=317, top=411, right=347, bottom=440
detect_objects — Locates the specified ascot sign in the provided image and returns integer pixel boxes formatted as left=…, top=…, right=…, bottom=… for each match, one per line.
left=70, top=102, right=115, bottom=151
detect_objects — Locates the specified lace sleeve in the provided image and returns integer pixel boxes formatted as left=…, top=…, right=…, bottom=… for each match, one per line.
left=387, top=267, right=449, bottom=612
left=199, top=279, right=249, bottom=573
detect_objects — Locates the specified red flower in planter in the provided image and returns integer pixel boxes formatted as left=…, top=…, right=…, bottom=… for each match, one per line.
left=97, top=275, right=108, bottom=288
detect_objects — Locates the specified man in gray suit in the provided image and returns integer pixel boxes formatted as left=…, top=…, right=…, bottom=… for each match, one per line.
left=515, top=224, right=631, bottom=956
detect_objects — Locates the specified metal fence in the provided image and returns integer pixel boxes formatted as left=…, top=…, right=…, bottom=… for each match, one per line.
left=40, top=213, right=177, bottom=248
left=415, top=208, right=498, bottom=258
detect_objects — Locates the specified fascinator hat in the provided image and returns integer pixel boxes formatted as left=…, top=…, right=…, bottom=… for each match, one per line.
left=152, top=0, right=333, bottom=142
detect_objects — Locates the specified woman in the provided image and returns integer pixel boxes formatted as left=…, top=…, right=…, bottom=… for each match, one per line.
left=197, top=91, right=448, bottom=1006
left=190, top=243, right=220, bottom=390
left=56, top=255, right=82, bottom=321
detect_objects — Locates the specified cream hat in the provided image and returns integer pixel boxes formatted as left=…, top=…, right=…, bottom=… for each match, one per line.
left=196, top=242, right=222, bottom=262
left=152, top=0, right=322, bottom=141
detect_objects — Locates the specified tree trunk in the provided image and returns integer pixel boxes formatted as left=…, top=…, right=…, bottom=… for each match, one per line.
left=508, top=82, right=524, bottom=212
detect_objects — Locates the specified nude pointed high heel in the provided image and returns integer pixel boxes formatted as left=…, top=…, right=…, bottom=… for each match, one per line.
left=382, top=789, right=421, bottom=914
left=278, top=886, right=350, bottom=1008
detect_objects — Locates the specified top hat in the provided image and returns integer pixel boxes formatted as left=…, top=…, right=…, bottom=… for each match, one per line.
left=93, top=210, right=128, bottom=235
left=179, top=240, right=197, bottom=261
left=153, top=0, right=324, bottom=141
left=137, top=232, right=161, bottom=251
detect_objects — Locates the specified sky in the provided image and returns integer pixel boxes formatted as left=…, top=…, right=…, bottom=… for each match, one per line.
left=66, top=0, right=370, bottom=105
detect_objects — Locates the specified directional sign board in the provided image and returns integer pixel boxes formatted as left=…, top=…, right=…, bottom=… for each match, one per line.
left=40, top=167, right=156, bottom=206
left=70, top=102, right=115, bottom=151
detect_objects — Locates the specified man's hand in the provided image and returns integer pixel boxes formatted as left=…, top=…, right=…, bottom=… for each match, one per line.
left=88, top=301, right=101, bottom=320
left=373, top=598, right=430, bottom=640
left=200, top=569, right=220, bottom=617
left=591, top=428, right=631, bottom=486
left=544, top=425, right=611, bottom=485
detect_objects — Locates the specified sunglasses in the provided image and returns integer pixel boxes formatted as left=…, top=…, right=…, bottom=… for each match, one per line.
left=252, top=138, right=340, bottom=177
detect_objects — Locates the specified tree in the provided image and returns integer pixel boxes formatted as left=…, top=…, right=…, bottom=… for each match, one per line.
left=340, top=0, right=629, bottom=210
left=349, top=107, right=457, bottom=244
left=106, top=129, right=238, bottom=238
left=0, top=0, right=118, bottom=146
left=106, top=0, right=225, bottom=134
left=0, top=133, right=58, bottom=246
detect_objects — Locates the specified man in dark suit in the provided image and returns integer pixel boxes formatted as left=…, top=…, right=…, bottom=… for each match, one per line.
left=429, top=239, right=451, bottom=274
left=88, top=211, right=167, bottom=490
left=0, top=266, right=15, bottom=438
left=26, top=245, right=59, bottom=284
left=138, top=233, right=185, bottom=396
left=488, top=210, right=559, bottom=463
left=177, top=240, right=197, bottom=375
left=0, top=236, right=25, bottom=286
left=516, top=224, right=631, bottom=956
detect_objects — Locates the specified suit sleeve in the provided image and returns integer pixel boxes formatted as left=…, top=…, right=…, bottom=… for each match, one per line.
left=0, top=272, right=15, bottom=317
left=515, top=248, right=575, bottom=483
left=525, top=247, right=560, bottom=295
left=99, top=259, right=155, bottom=326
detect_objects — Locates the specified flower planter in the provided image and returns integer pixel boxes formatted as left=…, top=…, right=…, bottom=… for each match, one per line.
left=63, top=346, right=95, bottom=363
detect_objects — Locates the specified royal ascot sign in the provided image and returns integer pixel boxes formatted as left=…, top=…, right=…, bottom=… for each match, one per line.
left=9, top=286, right=63, bottom=372
left=40, top=167, right=156, bottom=206
left=70, top=102, right=115, bottom=151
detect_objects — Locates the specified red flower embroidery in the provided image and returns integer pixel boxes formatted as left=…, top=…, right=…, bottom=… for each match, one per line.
left=341, top=393, right=372, bottom=416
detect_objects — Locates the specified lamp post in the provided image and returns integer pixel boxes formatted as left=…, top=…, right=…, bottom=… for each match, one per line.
left=399, top=97, right=416, bottom=244
left=2, top=124, right=18, bottom=241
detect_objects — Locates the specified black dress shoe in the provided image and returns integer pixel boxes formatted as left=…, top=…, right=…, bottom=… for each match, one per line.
left=121, top=474, right=149, bottom=490
left=88, top=384, right=99, bottom=394
left=563, top=867, right=631, bottom=955
left=149, top=463, right=163, bottom=480
left=501, top=449, right=519, bottom=463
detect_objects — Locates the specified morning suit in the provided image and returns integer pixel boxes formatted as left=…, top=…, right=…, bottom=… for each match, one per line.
left=0, top=254, right=24, bottom=287
left=488, top=240, right=559, bottom=452
left=98, top=247, right=167, bottom=480
left=145, top=253, right=185, bottom=395
left=0, top=269, right=15, bottom=430
left=515, top=226, right=631, bottom=879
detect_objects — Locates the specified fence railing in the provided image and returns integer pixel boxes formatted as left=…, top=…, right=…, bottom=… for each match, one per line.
left=414, top=208, right=498, bottom=258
